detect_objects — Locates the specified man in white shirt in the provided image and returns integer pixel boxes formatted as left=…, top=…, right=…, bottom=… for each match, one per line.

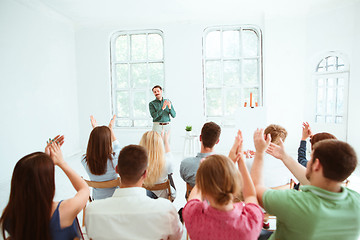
left=85, top=144, right=183, bottom=240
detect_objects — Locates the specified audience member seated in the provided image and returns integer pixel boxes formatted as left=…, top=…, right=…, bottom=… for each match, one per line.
left=252, top=128, right=360, bottom=240
left=298, top=122, right=336, bottom=167
left=0, top=136, right=89, bottom=240
left=180, top=122, right=221, bottom=187
left=183, top=130, right=263, bottom=240
left=139, top=130, right=176, bottom=200
left=247, top=124, right=294, bottom=188
left=85, top=145, right=183, bottom=240
left=82, top=115, right=121, bottom=200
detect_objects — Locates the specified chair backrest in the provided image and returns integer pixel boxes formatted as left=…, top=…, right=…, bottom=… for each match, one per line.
left=83, top=177, right=121, bottom=189
left=143, top=179, right=172, bottom=201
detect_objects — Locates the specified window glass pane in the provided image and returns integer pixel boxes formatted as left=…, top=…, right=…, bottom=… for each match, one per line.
left=337, top=57, right=345, bottom=70
left=317, top=59, right=326, bottom=72
left=206, top=31, right=221, bottom=58
left=326, top=116, right=334, bottom=123
left=148, top=63, right=164, bottom=88
left=327, top=78, right=335, bottom=87
left=131, top=34, right=147, bottom=60
left=131, top=63, right=148, bottom=88
left=223, top=31, right=239, bottom=58
left=205, top=61, right=221, bottom=87
left=318, top=78, right=325, bottom=87
left=336, top=86, right=344, bottom=115
left=243, top=60, right=258, bottom=86
left=115, top=35, right=128, bottom=62
left=223, top=61, right=240, bottom=86
left=133, top=91, right=147, bottom=118
left=225, top=89, right=240, bottom=115
left=134, top=120, right=151, bottom=127
left=326, top=86, right=335, bottom=115
left=148, top=34, right=163, bottom=60
left=116, top=119, right=132, bottom=127
left=242, top=30, right=258, bottom=57
left=316, top=115, right=324, bottom=123
left=243, top=88, right=259, bottom=106
left=316, top=85, right=324, bottom=115
left=116, top=91, right=130, bottom=117
left=337, top=78, right=344, bottom=87
left=336, top=116, right=343, bottom=124
left=206, top=88, right=222, bottom=116
left=327, top=57, right=335, bottom=71
left=115, top=64, right=128, bottom=88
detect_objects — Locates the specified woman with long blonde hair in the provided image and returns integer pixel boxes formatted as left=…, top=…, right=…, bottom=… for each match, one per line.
left=139, top=130, right=175, bottom=199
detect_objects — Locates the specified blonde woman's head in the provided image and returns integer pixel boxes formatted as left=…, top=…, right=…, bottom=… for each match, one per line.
left=139, top=131, right=165, bottom=186
left=196, top=154, right=242, bottom=205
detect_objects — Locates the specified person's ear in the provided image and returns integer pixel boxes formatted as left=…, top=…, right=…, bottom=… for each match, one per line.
left=199, top=135, right=202, bottom=142
left=312, top=158, right=322, bottom=172
left=115, top=165, right=119, bottom=174
left=216, top=139, right=220, bottom=144
left=142, top=169, right=147, bottom=179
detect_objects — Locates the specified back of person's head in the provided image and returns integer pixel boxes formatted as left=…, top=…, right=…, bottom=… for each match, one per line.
left=1, top=152, right=55, bottom=240
left=139, top=131, right=165, bottom=187
left=201, top=122, right=221, bottom=149
left=264, top=124, right=287, bottom=145
left=312, top=139, right=357, bottom=182
left=196, top=155, right=242, bottom=205
left=310, top=132, right=337, bottom=150
left=117, top=145, right=148, bottom=185
left=85, top=126, right=113, bottom=175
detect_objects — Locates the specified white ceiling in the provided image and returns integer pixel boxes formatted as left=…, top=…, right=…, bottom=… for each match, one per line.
left=13, top=0, right=360, bottom=26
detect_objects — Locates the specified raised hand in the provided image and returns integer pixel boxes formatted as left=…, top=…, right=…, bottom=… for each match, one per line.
left=49, top=141, right=65, bottom=166
left=90, top=115, right=97, bottom=129
left=266, top=139, right=286, bottom=160
left=45, top=135, right=64, bottom=155
left=301, top=122, right=312, bottom=140
left=229, top=130, right=243, bottom=163
left=253, top=128, right=271, bottom=153
left=108, top=114, right=116, bottom=129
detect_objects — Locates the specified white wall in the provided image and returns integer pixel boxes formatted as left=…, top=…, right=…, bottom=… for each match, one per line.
left=304, top=2, right=360, bottom=154
left=0, top=0, right=80, bottom=183
left=75, top=16, right=265, bottom=155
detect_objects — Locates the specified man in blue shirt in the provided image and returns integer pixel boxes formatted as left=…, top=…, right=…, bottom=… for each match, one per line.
left=149, top=85, right=176, bottom=134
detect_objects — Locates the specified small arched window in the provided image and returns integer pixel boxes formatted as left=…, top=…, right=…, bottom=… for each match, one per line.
left=314, top=54, right=349, bottom=125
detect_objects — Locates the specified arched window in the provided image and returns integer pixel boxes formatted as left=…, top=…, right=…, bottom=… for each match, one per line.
left=110, top=30, right=165, bottom=128
left=202, top=25, right=263, bottom=126
left=314, top=55, right=349, bottom=124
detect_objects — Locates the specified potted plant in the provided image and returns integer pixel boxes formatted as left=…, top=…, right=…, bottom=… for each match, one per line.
left=185, top=125, right=192, bottom=136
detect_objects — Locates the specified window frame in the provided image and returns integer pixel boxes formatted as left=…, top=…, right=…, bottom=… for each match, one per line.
left=110, top=29, right=165, bottom=128
left=202, top=25, right=263, bottom=126
left=313, top=53, right=349, bottom=125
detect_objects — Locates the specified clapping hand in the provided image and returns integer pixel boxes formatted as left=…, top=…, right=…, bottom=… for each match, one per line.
left=266, top=139, right=287, bottom=160
left=253, top=128, right=271, bottom=153
left=229, top=130, right=243, bottom=163
left=45, top=135, right=64, bottom=156
left=301, top=122, right=312, bottom=141
left=90, top=115, right=97, bottom=129
left=108, top=114, right=116, bottom=129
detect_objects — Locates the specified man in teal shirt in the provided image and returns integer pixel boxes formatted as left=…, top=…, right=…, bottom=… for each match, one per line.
left=251, top=129, right=360, bottom=240
left=149, top=85, right=176, bottom=134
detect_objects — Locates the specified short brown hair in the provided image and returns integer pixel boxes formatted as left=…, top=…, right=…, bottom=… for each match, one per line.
left=196, top=155, right=242, bottom=205
left=312, top=140, right=357, bottom=182
left=201, top=122, right=221, bottom=148
left=152, top=85, right=162, bottom=91
left=117, top=145, right=148, bottom=185
left=264, top=124, right=287, bottom=144
left=310, top=132, right=336, bottom=149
